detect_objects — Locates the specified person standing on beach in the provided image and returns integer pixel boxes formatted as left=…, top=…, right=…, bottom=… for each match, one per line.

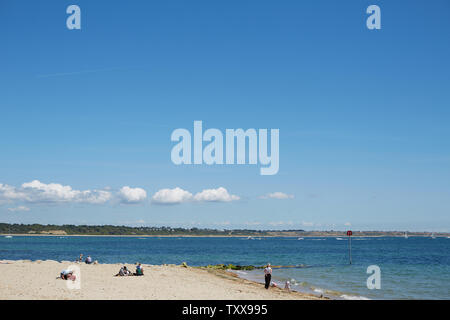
left=264, top=263, right=272, bottom=289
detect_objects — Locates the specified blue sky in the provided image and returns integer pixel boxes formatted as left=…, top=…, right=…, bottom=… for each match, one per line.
left=0, top=0, right=449, bottom=231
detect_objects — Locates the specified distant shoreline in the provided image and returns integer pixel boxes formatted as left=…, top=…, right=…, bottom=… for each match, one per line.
left=1, top=233, right=448, bottom=238
left=2, top=223, right=448, bottom=238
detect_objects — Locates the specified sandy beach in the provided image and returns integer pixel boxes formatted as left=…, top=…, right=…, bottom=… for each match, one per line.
left=0, top=260, right=322, bottom=300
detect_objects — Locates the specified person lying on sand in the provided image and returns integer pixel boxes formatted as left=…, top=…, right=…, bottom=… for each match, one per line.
left=59, top=269, right=76, bottom=281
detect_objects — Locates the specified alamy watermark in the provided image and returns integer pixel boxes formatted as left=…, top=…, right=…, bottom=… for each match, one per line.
left=66, top=5, right=81, bottom=30
left=366, top=5, right=381, bottom=30
left=65, top=4, right=380, bottom=31
left=366, top=265, right=381, bottom=290
left=170, top=121, right=279, bottom=175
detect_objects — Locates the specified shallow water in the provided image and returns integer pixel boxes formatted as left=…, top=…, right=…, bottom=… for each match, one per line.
left=0, top=236, right=448, bottom=299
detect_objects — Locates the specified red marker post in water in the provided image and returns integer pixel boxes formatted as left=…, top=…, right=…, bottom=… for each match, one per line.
left=347, top=230, right=352, bottom=264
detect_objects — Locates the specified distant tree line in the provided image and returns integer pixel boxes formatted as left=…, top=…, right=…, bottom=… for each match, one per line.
left=0, top=223, right=301, bottom=236
left=0, top=223, right=442, bottom=236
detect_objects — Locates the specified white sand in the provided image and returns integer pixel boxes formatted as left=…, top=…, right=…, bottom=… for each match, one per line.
left=0, top=260, right=321, bottom=300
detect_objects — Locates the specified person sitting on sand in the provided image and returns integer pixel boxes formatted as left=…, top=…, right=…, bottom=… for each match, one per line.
left=115, top=266, right=131, bottom=276
left=115, top=266, right=125, bottom=276
left=264, top=263, right=272, bottom=289
left=85, top=255, right=93, bottom=264
left=134, top=263, right=144, bottom=276
left=284, top=280, right=291, bottom=292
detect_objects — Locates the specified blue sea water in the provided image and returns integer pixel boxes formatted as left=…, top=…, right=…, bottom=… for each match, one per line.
left=0, top=236, right=449, bottom=300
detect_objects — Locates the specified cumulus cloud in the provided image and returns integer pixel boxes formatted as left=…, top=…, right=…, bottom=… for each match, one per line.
left=152, top=187, right=240, bottom=204
left=8, top=206, right=30, bottom=212
left=193, top=187, right=240, bottom=202
left=151, top=187, right=193, bottom=204
left=21, top=180, right=112, bottom=204
left=0, top=180, right=112, bottom=204
left=260, top=192, right=294, bottom=200
left=0, top=183, right=27, bottom=201
left=118, top=186, right=147, bottom=204
left=1, top=181, right=240, bottom=208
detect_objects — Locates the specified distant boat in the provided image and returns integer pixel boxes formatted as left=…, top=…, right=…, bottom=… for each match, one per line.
left=404, top=232, right=408, bottom=239
left=297, top=237, right=304, bottom=240
left=4, top=235, right=12, bottom=239
left=336, top=237, right=344, bottom=240
left=247, top=236, right=254, bottom=240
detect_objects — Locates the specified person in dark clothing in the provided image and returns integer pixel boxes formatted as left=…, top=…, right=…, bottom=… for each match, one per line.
left=264, top=263, right=272, bottom=289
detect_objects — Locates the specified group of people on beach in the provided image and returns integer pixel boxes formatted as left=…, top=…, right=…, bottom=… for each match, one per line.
left=59, top=254, right=145, bottom=281
left=59, top=258, right=287, bottom=292
left=264, top=263, right=291, bottom=292
left=114, top=263, right=144, bottom=277
left=58, top=254, right=96, bottom=281
left=77, top=254, right=95, bottom=264
left=75, top=254, right=145, bottom=276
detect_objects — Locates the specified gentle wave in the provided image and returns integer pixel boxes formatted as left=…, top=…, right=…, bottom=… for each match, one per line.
left=312, top=288, right=324, bottom=294
left=234, top=270, right=248, bottom=275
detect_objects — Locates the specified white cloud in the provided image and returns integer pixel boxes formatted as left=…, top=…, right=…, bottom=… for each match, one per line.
left=260, top=192, right=294, bottom=200
left=344, top=222, right=352, bottom=226
left=301, top=221, right=315, bottom=227
left=21, top=180, right=112, bottom=204
left=151, top=187, right=193, bottom=204
left=152, top=187, right=240, bottom=204
left=0, top=183, right=27, bottom=201
left=8, top=206, right=30, bottom=212
left=2, top=181, right=240, bottom=208
left=0, top=180, right=111, bottom=204
left=118, top=186, right=147, bottom=204
left=193, top=187, right=240, bottom=202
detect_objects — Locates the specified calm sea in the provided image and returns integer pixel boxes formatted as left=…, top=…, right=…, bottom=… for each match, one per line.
left=1, top=235, right=449, bottom=300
